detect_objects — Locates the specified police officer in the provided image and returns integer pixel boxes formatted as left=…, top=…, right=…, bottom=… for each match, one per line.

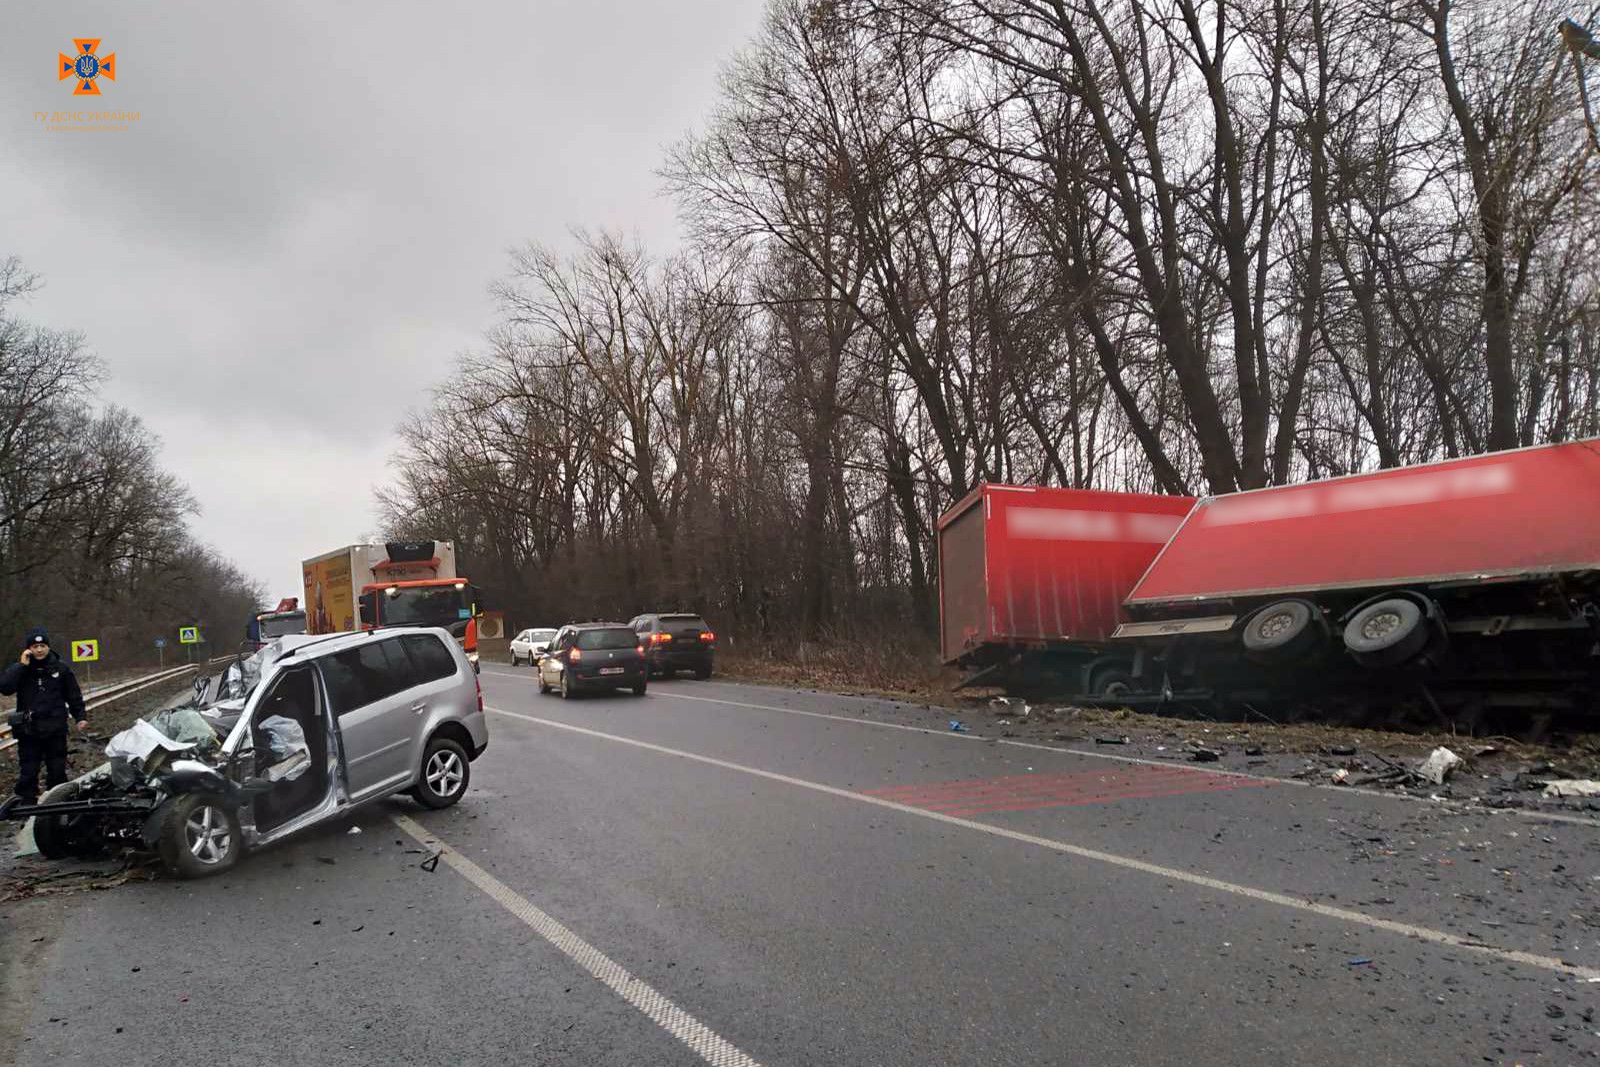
left=1, top=628, right=88, bottom=801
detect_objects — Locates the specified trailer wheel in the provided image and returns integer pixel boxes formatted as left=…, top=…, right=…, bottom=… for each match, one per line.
left=1242, top=599, right=1325, bottom=660
left=1089, top=665, right=1136, bottom=700
left=1342, top=596, right=1432, bottom=668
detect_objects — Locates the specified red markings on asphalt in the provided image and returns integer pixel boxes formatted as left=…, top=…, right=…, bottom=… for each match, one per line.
left=864, top=765, right=1273, bottom=817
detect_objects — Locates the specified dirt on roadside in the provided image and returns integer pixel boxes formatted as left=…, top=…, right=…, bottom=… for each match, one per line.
left=718, top=651, right=1600, bottom=816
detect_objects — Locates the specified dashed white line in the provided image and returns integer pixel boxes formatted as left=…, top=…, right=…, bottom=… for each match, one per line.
left=391, top=811, right=762, bottom=1067
left=485, top=704, right=1600, bottom=982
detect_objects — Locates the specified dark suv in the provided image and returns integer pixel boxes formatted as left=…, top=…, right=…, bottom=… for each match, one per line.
left=538, top=623, right=648, bottom=698
left=629, top=613, right=716, bottom=679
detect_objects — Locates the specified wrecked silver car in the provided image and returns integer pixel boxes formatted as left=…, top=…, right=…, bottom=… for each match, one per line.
left=2, top=627, right=488, bottom=878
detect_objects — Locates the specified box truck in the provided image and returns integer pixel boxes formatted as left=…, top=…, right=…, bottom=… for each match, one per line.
left=301, top=541, right=481, bottom=668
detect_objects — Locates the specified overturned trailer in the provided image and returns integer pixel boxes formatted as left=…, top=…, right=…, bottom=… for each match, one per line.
left=938, top=441, right=1600, bottom=722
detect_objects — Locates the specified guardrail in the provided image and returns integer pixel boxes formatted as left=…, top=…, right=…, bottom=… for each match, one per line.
left=0, top=662, right=216, bottom=754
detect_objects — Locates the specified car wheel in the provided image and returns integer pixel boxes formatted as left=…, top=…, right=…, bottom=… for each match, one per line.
left=694, top=665, right=712, bottom=680
left=157, top=794, right=242, bottom=879
left=630, top=680, right=648, bottom=696
left=31, top=781, right=106, bottom=860
left=537, top=671, right=551, bottom=694
left=560, top=672, right=579, bottom=700
left=414, top=737, right=470, bottom=809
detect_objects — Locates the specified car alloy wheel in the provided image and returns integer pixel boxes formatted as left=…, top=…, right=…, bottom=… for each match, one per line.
left=425, top=748, right=465, bottom=799
left=185, top=803, right=234, bottom=866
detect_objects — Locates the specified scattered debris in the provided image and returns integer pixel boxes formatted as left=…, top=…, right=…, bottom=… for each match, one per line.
left=1330, top=744, right=1358, bottom=757
left=1331, top=768, right=1351, bottom=785
left=1417, top=746, right=1464, bottom=786
left=420, top=852, right=442, bottom=873
left=1095, top=735, right=1129, bottom=745
left=1542, top=780, right=1600, bottom=798
left=948, top=720, right=969, bottom=733
left=1347, top=957, right=1373, bottom=966
left=1189, top=748, right=1221, bottom=763
left=347, top=826, right=362, bottom=835
left=1244, top=745, right=1264, bottom=756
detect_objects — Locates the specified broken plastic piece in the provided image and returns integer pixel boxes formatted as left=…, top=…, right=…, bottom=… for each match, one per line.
left=420, top=852, right=441, bottom=872
left=948, top=720, right=968, bottom=733
left=1541, top=779, right=1600, bottom=798
left=1417, top=746, right=1464, bottom=786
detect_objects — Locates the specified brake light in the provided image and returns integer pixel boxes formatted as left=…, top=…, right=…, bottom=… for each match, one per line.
left=636, top=645, right=644, bottom=656
left=700, top=631, right=715, bottom=642
left=569, top=648, right=583, bottom=662
left=651, top=633, right=672, bottom=645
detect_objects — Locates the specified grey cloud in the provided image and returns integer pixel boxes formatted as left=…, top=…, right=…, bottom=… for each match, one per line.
left=0, top=0, right=763, bottom=592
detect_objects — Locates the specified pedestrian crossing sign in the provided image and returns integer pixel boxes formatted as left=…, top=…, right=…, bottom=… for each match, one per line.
left=179, top=626, right=200, bottom=645
left=70, top=639, right=99, bottom=663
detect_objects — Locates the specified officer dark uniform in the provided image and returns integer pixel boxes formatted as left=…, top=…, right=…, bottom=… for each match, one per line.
left=1, top=628, right=87, bottom=801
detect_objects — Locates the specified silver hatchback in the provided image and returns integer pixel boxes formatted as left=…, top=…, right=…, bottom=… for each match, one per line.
left=14, top=626, right=489, bottom=878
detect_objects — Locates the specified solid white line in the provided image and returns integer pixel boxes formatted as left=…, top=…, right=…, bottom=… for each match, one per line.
left=485, top=704, right=1600, bottom=982
left=646, top=689, right=1600, bottom=831
left=391, top=811, right=762, bottom=1067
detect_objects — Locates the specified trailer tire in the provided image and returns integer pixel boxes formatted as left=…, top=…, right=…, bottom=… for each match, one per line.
left=1089, top=665, right=1136, bottom=699
left=1343, top=597, right=1432, bottom=667
left=1242, top=599, right=1325, bottom=660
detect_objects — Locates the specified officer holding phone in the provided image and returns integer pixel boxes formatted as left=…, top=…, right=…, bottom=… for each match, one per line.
left=1, top=628, right=88, bottom=801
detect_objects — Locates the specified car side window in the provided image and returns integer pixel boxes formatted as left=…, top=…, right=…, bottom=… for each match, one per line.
left=400, top=633, right=457, bottom=684
left=319, top=639, right=414, bottom=717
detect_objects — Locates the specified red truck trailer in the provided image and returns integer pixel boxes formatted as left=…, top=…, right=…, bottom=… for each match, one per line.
left=936, top=484, right=1196, bottom=693
left=1109, top=439, right=1600, bottom=720
left=937, top=440, right=1600, bottom=721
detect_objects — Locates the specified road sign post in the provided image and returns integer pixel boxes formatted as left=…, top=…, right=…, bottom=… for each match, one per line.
left=178, top=626, right=200, bottom=664
left=71, top=638, right=99, bottom=689
left=155, top=635, right=167, bottom=668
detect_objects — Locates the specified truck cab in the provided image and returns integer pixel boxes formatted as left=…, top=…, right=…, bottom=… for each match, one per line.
left=358, top=579, right=481, bottom=671
left=246, top=598, right=309, bottom=651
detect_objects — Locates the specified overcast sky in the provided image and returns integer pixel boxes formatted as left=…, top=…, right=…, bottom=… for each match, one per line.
left=1, top=0, right=763, bottom=600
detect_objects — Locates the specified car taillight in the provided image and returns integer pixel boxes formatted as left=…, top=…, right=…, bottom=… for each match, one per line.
left=636, top=645, right=644, bottom=656
left=653, top=633, right=673, bottom=644
left=569, top=648, right=583, bottom=661
left=700, top=631, right=715, bottom=642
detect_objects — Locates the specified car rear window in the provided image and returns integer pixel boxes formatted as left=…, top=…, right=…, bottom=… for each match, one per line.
left=660, top=615, right=707, bottom=628
left=401, top=633, right=458, bottom=684
left=576, top=628, right=638, bottom=650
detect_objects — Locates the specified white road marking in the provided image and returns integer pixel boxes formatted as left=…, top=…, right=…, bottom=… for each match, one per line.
left=486, top=704, right=1600, bottom=982
left=391, top=811, right=762, bottom=1067
left=640, top=687, right=1600, bottom=831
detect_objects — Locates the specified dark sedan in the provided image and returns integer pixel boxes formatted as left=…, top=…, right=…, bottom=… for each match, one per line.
left=538, top=624, right=648, bottom=698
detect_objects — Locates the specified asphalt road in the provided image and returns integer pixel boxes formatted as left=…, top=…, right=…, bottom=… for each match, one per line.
left=10, top=665, right=1600, bottom=1065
